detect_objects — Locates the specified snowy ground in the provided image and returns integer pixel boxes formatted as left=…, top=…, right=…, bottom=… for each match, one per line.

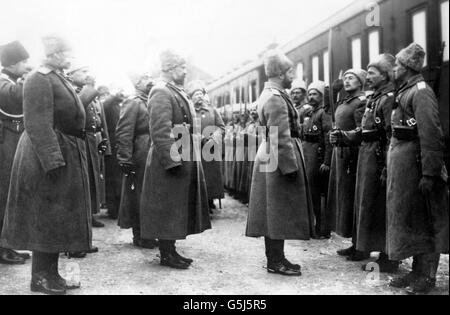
left=0, top=194, right=448, bottom=295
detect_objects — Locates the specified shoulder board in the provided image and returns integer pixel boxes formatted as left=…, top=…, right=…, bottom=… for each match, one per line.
left=417, top=81, right=427, bottom=90
left=153, top=81, right=167, bottom=89
left=269, top=88, right=281, bottom=96
left=37, top=66, right=53, bottom=75
left=387, top=92, right=395, bottom=97
left=359, top=96, right=367, bottom=101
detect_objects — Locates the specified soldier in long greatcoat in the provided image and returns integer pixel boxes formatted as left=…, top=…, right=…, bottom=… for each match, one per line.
left=0, top=41, right=32, bottom=265
left=116, top=73, right=157, bottom=249
left=301, top=81, right=332, bottom=238
left=352, top=54, right=400, bottom=273
left=328, top=69, right=368, bottom=261
left=246, top=50, right=314, bottom=277
left=68, top=65, right=109, bottom=231
left=387, top=43, right=448, bottom=295
left=140, top=51, right=210, bottom=270
left=187, top=80, right=225, bottom=211
left=0, top=35, right=91, bottom=295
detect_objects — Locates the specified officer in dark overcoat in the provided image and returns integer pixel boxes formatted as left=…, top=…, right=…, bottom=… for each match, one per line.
left=0, top=41, right=32, bottom=265
left=387, top=43, right=449, bottom=295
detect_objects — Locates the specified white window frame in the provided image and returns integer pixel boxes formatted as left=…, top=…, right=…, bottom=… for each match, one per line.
left=441, top=0, right=449, bottom=62
left=412, top=9, right=427, bottom=67
left=323, top=51, right=330, bottom=85
left=296, top=62, right=304, bottom=81
left=368, top=30, right=380, bottom=63
left=351, top=37, right=362, bottom=69
left=312, top=55, right=320, bottom=82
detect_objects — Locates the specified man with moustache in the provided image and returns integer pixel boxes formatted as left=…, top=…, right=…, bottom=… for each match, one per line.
left=301, top=81, right=332, bottom=239
left=246, top=50, right=314, bottom=277
left=328, top=68, right=368, bottom=261
left=0, top=35, right=91, bottom=295
left=116, top=73, right=157, bottom=249
left=290, top=79, right=311, bottom=124
left=387, top=43, right=448, bottom=295
left=349, top=54, right=400, bottom=273
left=0, top=40, right=33, bottom=265
left=140, top=51, right=210, bottom=270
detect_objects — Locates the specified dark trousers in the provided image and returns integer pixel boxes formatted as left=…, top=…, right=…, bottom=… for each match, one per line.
left=412, top=253, right=441, bottom=279
left=32, top=251, right=59, bottom=277
left=264, top=237, right=285, bottom=264
left=159, top=240, right=176, bottom=255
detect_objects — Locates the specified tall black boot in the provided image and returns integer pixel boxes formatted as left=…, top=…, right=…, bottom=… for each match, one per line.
left=265, top=237, right=301, bottom=276
left=49, top=254, right=80, bottom=290
left=406, top=254, right=440, bottom=295
left=31, top=252, right=66, bottom=295
left=390, top=255, right=421, bottom=288
left=159, top=240, right=189, bottom=270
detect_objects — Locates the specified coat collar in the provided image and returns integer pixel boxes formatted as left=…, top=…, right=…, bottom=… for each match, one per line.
left=371, top=82, right=395, bottom=99
left=264, top=81, right=287, bottom=95
left=0, top=69, right=20, bottom=83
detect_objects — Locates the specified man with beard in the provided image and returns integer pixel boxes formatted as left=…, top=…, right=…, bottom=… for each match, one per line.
left=1, top=35, right=91, bottom=295
left=186, top=80, right=225, bottom=212
left=387, top=43, right=448, bottom=295
left=349, top=54, right=400, bottom=273
left=328, top=69, right=368, bottom=261
left=0, top=41, right=33, bottom=265
left=246, top=50, right=314, bottom=276
left=116, top=73, right=157, bottom=249
left=140, top=50, right=210, bottom=270
left=301, top=81, right=332, bottom=239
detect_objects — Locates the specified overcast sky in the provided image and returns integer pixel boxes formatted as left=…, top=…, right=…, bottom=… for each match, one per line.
left=1, top=0, right=354, bottom=89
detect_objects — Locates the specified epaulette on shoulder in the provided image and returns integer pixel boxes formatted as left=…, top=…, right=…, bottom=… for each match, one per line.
left=153, top=81, right=167, bottom=90
left=269, top=88, right=281, bottom=96
left=37, top=66, right=53, bottom=75
left=359, top=95, right=367, bottom=102
left=417, top=81, right=427, bottom=90
left=387, top=92, right=395, bottom=97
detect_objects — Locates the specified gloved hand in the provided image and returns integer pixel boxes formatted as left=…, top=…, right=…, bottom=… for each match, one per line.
left=285, top=171, right=298, bottom=182
left=120, top=163, right=135, bottom=176
left=419, top=176, right=434, bottom=195
left=319, top=164, right=330, bottom=174
left=47, top=166, right=65, bottom=181
left=330, top=129, right=343, bottom=146
left=380, top=167, right=387, bottom=187
left=98, top=139, right=108, bottom=155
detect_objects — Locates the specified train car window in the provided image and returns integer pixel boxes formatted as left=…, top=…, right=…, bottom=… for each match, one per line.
left=250, top=81, right=257, bottom=104
left=312, top=55, right=320, bottom=82
left=234, top=87, right=240, bottom=104
left=441, top=0, right=449, bottom=62
left=323, top=51, right=330, bottom=85
left=368, top=30, right=380, bottom=63
left=296, top=62, right=304, bottom=81
left=412, top=9, right=427, bottom=67
left=351, top=37, right=362, bottom=69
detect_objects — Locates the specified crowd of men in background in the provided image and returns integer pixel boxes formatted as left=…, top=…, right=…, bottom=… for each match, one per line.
left=0, top=35, right=448, bottom=295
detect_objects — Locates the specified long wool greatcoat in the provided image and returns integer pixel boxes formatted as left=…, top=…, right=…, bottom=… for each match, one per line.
left=103, top=95, right=123, bottom=215
left=140, top=80, right=211, bottom=240
left=354, top=83, right=394, bottom=253
left=0, top=71, right=25, bottom=228
left=78, top=86, right=110, bottom=214
left=116, top=93, right=150, bottom=229
left=246, top=81, right=315, bottom=240
left=0, top=65, right=92, bottom=253
left=387, top=75, right=449, bottom=261
left=301, top=105, right=332, bottom=232
left=326, top=92, right=366, bottom=238
left=195, top=103, right=225, bottom=200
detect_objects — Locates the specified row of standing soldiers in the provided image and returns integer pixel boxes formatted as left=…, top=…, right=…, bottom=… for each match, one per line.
left=225, top=45, right=449, bottom=295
